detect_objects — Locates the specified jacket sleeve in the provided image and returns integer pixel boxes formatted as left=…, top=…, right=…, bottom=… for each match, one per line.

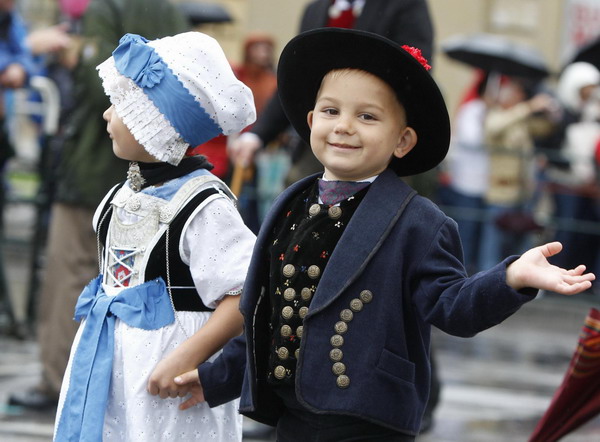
left=411, top=217, right=537, bottom=337
left=198, top=333, right=247, bottom=407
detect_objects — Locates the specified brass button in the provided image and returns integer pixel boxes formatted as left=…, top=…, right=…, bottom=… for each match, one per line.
left=274, top=365, right=286, bottom=380
left=307, top=265, right=321, bottom=279
left=359, top=290, right=373, bottom=303
left=301, top=287, right=313, bottom=301
left=350, top=298, right=363, bottom=312
left=340, top=309, right=354, bottom=322
left=330, top=334, right=344, bottom=347
left=336, top=375, right=350, bottom=388
left=299, top=306, right=309, bottom=319
left=295, top=348, right=300, bottom=359
left=332, top=362, right=346, bottom=375
left=309, top=203, right=321, bottom=216
left=280, top=325, right=292, bottom=337
left=330, top=348, right=343, bottom=362
left=277, top=347, right=289, bottom=360
left=296, top=326, right=303, bottom=338
left=334, top=321, right=348, bottom=334
left=281, top=306, right=294, bottom=320
left=283, top=288, right=296, bottom=301
left=282, top=264, right=295, bottom=278
left=328, top=206, right=342, bottom=220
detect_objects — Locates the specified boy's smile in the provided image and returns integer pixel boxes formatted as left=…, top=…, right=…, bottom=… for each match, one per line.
left=307, top=69, right=416, bottom=181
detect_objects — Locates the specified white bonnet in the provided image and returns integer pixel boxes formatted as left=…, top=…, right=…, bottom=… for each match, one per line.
left=557, top=61, right=600, bottom=113
left=97, top=32, right=256, bottom=165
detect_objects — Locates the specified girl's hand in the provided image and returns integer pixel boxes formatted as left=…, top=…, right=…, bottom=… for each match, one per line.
left=506, top=242, right=595, bottom=294
left=147, top=352, right=193, bottom=399
left=174, top=370, right=205, bottom=410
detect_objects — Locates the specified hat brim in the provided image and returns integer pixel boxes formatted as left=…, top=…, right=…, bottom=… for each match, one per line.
left=277, top=28, right=450, bottom=177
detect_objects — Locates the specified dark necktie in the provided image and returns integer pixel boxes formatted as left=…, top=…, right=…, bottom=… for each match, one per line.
left=318, top=179, right=370, bottom=205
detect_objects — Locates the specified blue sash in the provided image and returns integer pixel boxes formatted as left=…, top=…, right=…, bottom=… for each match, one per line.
left=55, top=276, right=175, bottom=441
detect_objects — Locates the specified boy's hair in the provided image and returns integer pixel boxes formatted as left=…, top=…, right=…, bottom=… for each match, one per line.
left=277, top=28, right=450, bottom=177
left=97, top=32, right=256, bottom=165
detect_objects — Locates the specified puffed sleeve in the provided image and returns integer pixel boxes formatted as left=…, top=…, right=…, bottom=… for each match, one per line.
left=180, top=195, right=256, bottom=308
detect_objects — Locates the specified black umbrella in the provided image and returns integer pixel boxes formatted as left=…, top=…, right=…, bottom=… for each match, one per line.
left=178, top=2, right=233, bottom=26
left=442, top=33, right=550, bottom=78
left=571, top=35, right=600, bottom=69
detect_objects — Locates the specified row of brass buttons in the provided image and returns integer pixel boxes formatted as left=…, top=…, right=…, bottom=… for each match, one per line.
left=330, top=290, right=374, bottom=389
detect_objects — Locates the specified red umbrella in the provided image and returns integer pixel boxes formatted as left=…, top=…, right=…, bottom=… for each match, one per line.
left=529, top=308, right=600, bottom=442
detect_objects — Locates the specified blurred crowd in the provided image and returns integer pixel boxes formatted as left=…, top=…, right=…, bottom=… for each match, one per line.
left=439, top=62, right=600, bottom=285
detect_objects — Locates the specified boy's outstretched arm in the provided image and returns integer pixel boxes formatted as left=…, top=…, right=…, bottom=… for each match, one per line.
left=506, top=242, right=595, bottom=294
left=174, top=370, right=204, bottom=410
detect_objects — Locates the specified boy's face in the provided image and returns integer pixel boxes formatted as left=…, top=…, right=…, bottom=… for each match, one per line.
left=307, top=69, right=416, bottom=181
left=103, top=105, right=158, bottom=163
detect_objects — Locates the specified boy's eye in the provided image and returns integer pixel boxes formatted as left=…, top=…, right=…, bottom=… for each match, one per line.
left=359, top=113, right=376, bottom=121
left=322, top=108, right=338, bottom=116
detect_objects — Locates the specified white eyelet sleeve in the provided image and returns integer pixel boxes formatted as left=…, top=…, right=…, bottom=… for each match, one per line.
left=180, top=195, right=256, bottom=309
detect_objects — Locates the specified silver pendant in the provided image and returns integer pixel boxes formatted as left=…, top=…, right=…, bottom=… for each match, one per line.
left=127, top=161, right=146, bottom=192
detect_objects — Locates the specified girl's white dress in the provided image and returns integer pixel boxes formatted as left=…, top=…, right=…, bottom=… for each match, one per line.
left=54, top=169, right=255, bottom=441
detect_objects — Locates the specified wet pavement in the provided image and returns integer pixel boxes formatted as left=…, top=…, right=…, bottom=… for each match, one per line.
left=1, top=204, right=600, bottom=441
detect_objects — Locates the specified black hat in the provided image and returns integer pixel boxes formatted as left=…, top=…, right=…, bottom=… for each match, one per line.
left=277, top=28, right=450, bottom=176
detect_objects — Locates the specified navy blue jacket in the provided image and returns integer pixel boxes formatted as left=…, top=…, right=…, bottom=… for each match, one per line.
left=199, top=169, right=536, bottom=435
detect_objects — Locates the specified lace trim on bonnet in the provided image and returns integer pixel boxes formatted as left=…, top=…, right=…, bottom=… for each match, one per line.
left=98, top=58, right=189, bottom=165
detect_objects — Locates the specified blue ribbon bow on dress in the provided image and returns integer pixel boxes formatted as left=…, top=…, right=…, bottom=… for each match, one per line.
left=55, top=275, right=175, bottom=441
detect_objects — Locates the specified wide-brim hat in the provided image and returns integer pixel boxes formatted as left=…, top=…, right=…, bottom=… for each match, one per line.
left=277, top=28, right=450, bottom=176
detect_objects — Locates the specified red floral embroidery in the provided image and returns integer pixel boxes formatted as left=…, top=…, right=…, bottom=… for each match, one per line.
left=401, top=45, right=431, bottom=71
left=293, top=244, right=300, bottom=252
left=286, top=210, right=292, bottom=217
left=279, top=253, right=285, bottom=261
left=320, top=251, right=329, bottom=259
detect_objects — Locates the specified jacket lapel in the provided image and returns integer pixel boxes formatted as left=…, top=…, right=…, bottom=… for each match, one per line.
left=308, top=170, right=416, bottom=314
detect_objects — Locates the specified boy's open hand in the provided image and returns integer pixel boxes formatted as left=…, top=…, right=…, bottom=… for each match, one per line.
left=174, top=370, right=205, bottom=410
left=506, top=242, right=595, bottom=294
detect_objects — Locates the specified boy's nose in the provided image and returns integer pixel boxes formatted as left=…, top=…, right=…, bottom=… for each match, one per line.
left=334, top=116, right=354, bottom=134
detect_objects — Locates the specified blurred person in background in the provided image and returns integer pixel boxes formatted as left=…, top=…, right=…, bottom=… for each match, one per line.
left=232, top=32, right=278, bottom=232
left=544, top=61, right=600, bottom=289
left=8, top=0, right=188, bottom=411
left=0, top=0, right=37, bottom=196
left=479, top=76, right=559, bottom=271
left=439, top=71, right=496, bottom=274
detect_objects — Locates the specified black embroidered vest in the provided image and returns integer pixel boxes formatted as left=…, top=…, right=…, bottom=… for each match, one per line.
left=266, top=180, right=370, bottom=386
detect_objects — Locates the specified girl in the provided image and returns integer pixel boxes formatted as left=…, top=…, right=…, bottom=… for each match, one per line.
left=54, top=31, right=256, bottom=441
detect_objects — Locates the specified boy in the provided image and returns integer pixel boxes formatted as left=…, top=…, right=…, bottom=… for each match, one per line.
left=174, top=28, right=594, bottom=441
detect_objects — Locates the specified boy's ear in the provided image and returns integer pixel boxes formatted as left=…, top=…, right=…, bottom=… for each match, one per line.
left=393, top=126, right=417, bottom=159
left=307, top=110, right=314, bottom=130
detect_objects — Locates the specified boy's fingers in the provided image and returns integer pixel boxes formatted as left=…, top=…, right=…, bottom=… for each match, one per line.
left=174, top=370, right=198, bottom=385
left=179, top=397, right=199, bottom=411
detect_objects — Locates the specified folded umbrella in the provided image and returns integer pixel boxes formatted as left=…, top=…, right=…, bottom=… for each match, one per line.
left=442, top=33, right=550, bottom=79
left=529, top=308, right=600, bottom=442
